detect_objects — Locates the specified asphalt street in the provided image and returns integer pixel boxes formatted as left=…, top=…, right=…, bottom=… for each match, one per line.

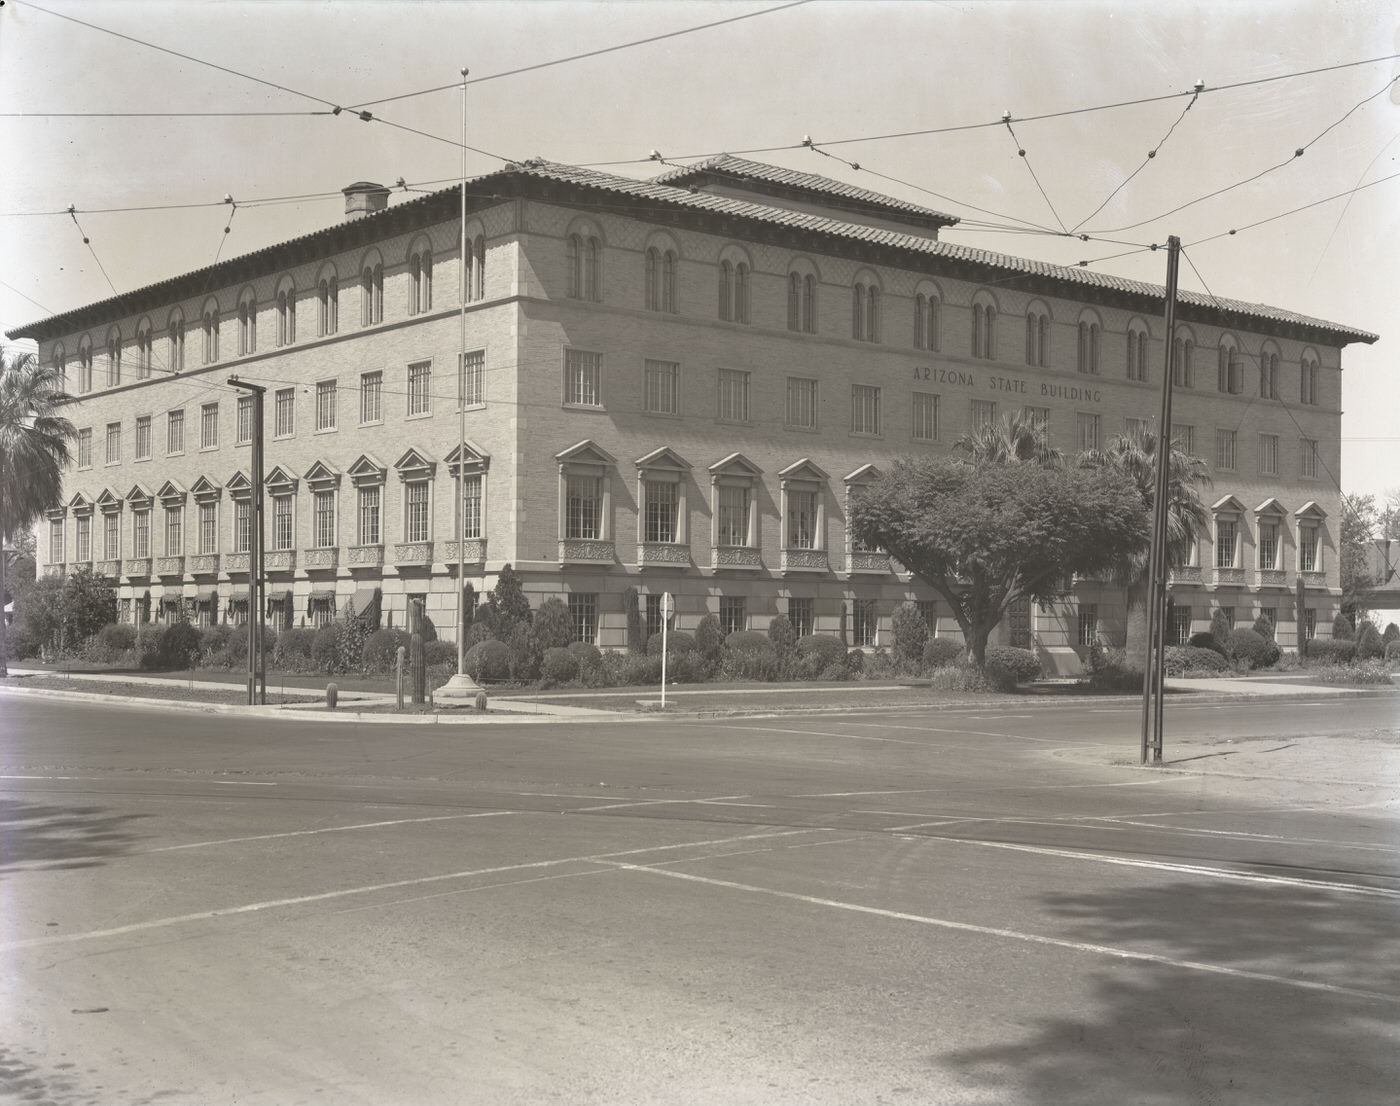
left=2, top=693, right=1398, bottom=1105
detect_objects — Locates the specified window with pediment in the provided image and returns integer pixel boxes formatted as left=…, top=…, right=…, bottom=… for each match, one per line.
left=395, top=448, right=437, bottom=545
left=347, top=455, right=387, bottom=547
left=557, top=441, right=615, bottom=546
left=709, top=453, right=761, bottom=551
left=635, top=447, right=690, bottom=551
left=446, top=442, right=490, bottom=544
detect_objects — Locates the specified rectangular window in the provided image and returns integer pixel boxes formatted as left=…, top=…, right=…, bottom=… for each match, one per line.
left=564, top=349, right=602, bottom=407
left=786, top=489, right=817, bottom=549
left=1219, top=606, right=1235, bottom=630
left=405, top=482, right=430, bottom=543
left=717, top=368, right=750, bottom=422
left=1301, top=439, right=1319, bottom=479
left=460, top=474, right=482, bottom=540
left=273, top=495, right=293, bottom=551
left=105, top=422, right=121, bottom=464
left=135, top=415, right=151, bottom=460
left=719, top=596, right=747, bottom=636
left=1215, top=519, right=1237, bottom=568
left=460, top=350, right=485, bottom=407
left=1169, top=604, right=1192, bottom=646
left=1299, top=527, right=1319, bottom=573
left=198, top=502, right=217, bottom=554
left=1025, top=406, right=1050, bottom=433
left=912, top=392, right=939, bottom=441
left=164, top=506, right=183, bottom=556
left=1258, top=521, right=1279, bottom=570
left=788, top=597, right=814, bottom=638
left=565, top=474, right=602, bottom=540
left=49, top=518, right=64, bottom=563
left=1077, top=603, right=1098, bottom=647
left=568, top=593, right=598, bottom=645
left=916, top=599, right=938, bottom=635
left=1259, top=434, right=1278, bottom=476
left=1215, top=429, right=1237, bottom=472
left=971, top=399, right=997, bottom=431
left=1075, top=412, right=1101, bottom=453
left=852, top=599, right=878, bottom=647
left=75, top=516, right=90, bottom=562
left=132, top=510, right=150, bottom=559
left=407, top=360, right=432, bottom=416
left=313, top=491, right=336, bottom=547
left=236, top=395, right=254, bottom=445
left=645, top=593, right=666, bottom=639
left=1303, top=608, right=1317, bottom=639
left=77, top=427, right=92, bottom=468
left=1125, top=417, right=1148, bottom=440
left=717, top=485, right=750, bottom=546
left=233, top=499, right=251, bottom=554
left=316, top=380, right=338, bottom=431
left=358, top=372, right=380, bottom=425
left=357, top=486, right=381, bottom=546
left=645, top=360, right=680, bottom=416
left=643, top=480, right=678, bottom=543
left=103, top=512, right=120, bottom=559
left=1301, top=360, right=1319, bottom=405
left=167, top=409, right=185, bottom=454
left=275, top=388, right=295, bottom=437
left=785, top=377, right=818, bottom=430
left=1172, top=424, right=1194, bottom=458
left=201, top=402, right=219, bottom=450
left=851, top=384, right=881, bottom=435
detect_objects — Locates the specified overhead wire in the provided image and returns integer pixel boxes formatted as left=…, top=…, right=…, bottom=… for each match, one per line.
left=64, top=207, right=118, bottom=298
left=1183, top=169, right=1400, bottom=248
left=1001, top=116, right=1068, bottom=233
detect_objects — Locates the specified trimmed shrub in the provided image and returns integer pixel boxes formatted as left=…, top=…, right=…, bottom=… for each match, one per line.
left=1385, top=640, right=1400, bottom=661
left=1355, top=621, right=1384, bottom=661
left=818, top=662, right=849, bottom=682
left=1164, top=645, right=1231, bottom=675
left=983, top=645, right=1041, bottom=683
left=566, top=640, right=602, bottom=674
left=922, top=637, right=964, bottom=670
left=767, top=615, right=798, bottom=675
left=1188, top=630, right=1225, bottom=657
left=928, top=664, right=990, bottom=693
left=539, top=647, right=579, bottom=687
left=362, top=628, right=411, bottom=675
left=666, top=652, right=709, bottom=684
left=1209, top=610, right=1233, bottom=653
left=1251, top=614, right=1276, bottom=641
left=423, top=640, right=456, bottom=672
left=1227, top=627, right=1270, bottom=670
left=623, top=587, right=645, bottom=655
left=647, top=629, right=696, bottom=657
left=891, top=602, right=930, bottom=669
left=1332, top=612, right=1355, bottom=641
left=464, top=639, right=512, bottom=683
left=504, top=623, right=538, bottom=682
left=152, top=620, right=201, bottom=670
left=466, top=620, right=495, bottom=647
left=721, top=631, right=779, bottom=681
left=98, top=622, right=136, bottom=654
left=1305, top=638, right=1356, bottom=664
left=530, top=598, right=573, bottom=655
left=276, top=627, right=317, bottom=671
left=311, top=623, right=343, bottom=674
left=844, top=648, right=865, bottom=676
left=1382, top=622, right=1399, bottom=646
left=796, top=634, right=846, bottom=673
left=694, top=615, right=724, bottom=666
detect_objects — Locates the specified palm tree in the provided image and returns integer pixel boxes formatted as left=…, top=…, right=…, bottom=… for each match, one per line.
left=1, top=349, right=77, bottom=675
left=955, top=410, right=1062, bottom=467
left=1081, top=427, right=1211, bottom=669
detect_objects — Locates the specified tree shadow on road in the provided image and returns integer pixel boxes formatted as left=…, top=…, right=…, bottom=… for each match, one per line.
left=0, top=799, right=148, bottom=872
left=942, top=879, right=1400, bottom=1104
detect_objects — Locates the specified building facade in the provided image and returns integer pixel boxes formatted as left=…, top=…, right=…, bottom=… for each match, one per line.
left=12, top=157, right=1376, bottom=670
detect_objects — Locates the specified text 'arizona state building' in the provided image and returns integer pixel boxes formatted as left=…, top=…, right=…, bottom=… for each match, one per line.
left=12, top=156, right=1377, bottom=672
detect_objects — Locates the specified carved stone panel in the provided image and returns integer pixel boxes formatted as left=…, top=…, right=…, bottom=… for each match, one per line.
left=1214, top=567, right=1246, bottom=587
left=96, top=559, right=122, bottom=579
left=155, top=556, right=185, bottom=577
left=558, top=539, right=615, bottom=564
left=781, top=549, right=830, bottom=573
left=393, top=542, right=434, bottom=566
left=1257, top=569, right=1287, bottom=588
left=189, top=554, right=220, bottom=576
left=847, top=551, right=891, bottom=574
left=224, top=553, right=249, bottom=573
left=442, top=539, right=488, bottom=564
left=639, top=542, right=691, bottom=566
left=265, top=550, right=297, bottom=572
left=713, top=546, right=762, bottom=569
left=302, top=548, right=339, bottom=569
left=348, top=544, right=385, bottom=567
left=123, top=558, right=151, bottom=579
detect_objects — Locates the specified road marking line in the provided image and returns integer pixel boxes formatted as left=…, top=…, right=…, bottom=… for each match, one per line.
left=798, top=776, right=1195, bottom=798
left=2, top=827, right=827, bottom=952
left=211, top=781, right=276, bottom=786
left=1082, top=817, right=1400, bottom=854
left=574, top=793, right=749, bottom=812
left=148, top=810, right=516, bottom=853
left=603, top=861, right=1400, bottom=1005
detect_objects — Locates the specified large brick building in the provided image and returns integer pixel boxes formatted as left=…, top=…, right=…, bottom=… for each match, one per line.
left=10, top=156, right=1377, bottom=670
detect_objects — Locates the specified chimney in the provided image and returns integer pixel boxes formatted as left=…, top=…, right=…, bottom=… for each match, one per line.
left=342, top=181, right=390, bottom=221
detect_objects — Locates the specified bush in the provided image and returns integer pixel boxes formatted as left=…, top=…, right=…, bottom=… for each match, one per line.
left=721, top=631, right=779, bottom=681
left=1164, top=645, right=1231, bottom=676
left=1386, top=640, right=1400, bottom=661
left=983, top=645, right=1041, bottom=683
left=694, top=615, right=724, bottom=665
left=566, top=640, right=602, bottom=675
left=922, top=637, right=964, bottom=671
left=818, top=662, right=849, bottom=682
left=423, top=640, right=456, bottom=672
left=928, top=664, right=990, bottom=693
left=1085, top=646, right=1142, bottom=691
left=623, top=588, right=645, bottom=655
left=1355, top=621, right=1384, bottom=661
left=1188, top=631, right=1226, bottom=657
left=1304, top=638, right=1356, bottom=665
left=795, top=634, right=846, bottom=678
left=503, top=623, right=538, bottom=682
left=891, top=602, right=930, bottom=670
left=1383, top=622, right=1399, bottom=646
left=1311, top=662, right=1392, bottom=686
left=98, top=622, right=136, bottom=654
left=844, top=648, right=865, bottom=677
left=1332, top=612, right=1355, bottom=641
left=666, top=652, right=710, bottom=684
left=767, top=615, right=798, bottom=675
left=362, top=628, right=412, bottom=675
left=200, top=623, right=233, bottom=659
left=531, top=598, right=573, bottom=655
left=276, top=627, right=317, bottom=671
left=1251, top=614, right=1276, bottom=641
left=1209, top=609, right=1233, bottom=652
left=311, top=623, right=343, bottom=674
left=647, top=630, right=696, bottom=657
left=1227, top=628, right=1270, bottom=670
left=149, top=620, right=201, bottom=670
left=464, top=639, right=512, bottom=683
left=539, top=646, right=579, bottom=687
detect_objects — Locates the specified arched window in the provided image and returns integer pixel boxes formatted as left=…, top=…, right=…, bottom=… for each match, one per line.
left=567, top=232, right=600, bottom=301
left=1259, top=345, right=1280, bottom=400
left=77, top=336, right=94, bottom=393
left=1076, top=316, right=1101, bottom=375
left=851, top=284, right=865, bottom=341
left=168, top=311, right=185, bottom=373
left=718, top=257, right=750, bottom=323
left=318, top=273, right=339, bottom=336
left=361, top=259, right=383, bottom=325
left=276, top=281, right=296, bottom=347
left=135, top=320, right=152, bottom=379
left=850, top=274, right=880, bottom=343
left=1300, top=350, right=1320, bottom=405
left=1126, top=320, right=1149, bottom=382
left=105, top=326, right=122, bottom=386
left=645, top=246, right=677, bottom=313
left=237, top=290, right=257, bottom=355
left=202, top=303, right=220, bottom=365
left=865, top=285, right=879, bottom=343
left=1024, top=304, right=1049, bottom=366
left=1217, top=337, right=1242, bottom=395
left=410, top=241, right=433, bottom=314
left=971, top=297, right=997, bottom=360
left=915, top=292, right=941, bottom=352
left=467, top=234, right=485, bottom=302
left=1172, top=329, right=1194, bottom=388
left=52, top=342, right=66, bottom=389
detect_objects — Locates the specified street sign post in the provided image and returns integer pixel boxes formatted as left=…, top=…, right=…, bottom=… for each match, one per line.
left=660, top=591, right=673, bottom=708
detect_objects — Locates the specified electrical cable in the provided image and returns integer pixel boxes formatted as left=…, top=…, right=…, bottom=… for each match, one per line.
left=345, top=1, right=814, bottom=108
left=64, top=207, right=118, bottom=298
left=1001, top=116, right=1068, bottom=233
left=1184, top=169, right=1400, bottom=248
left=0, top=110, right=331, bottom=118
left=0, top=278, right=53, bottom=316
left=212, top=197, right=238, bottom=265
left=1087, top=70, right=1400, bottom=235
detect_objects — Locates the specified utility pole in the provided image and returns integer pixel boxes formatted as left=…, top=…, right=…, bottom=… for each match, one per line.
left=229, top=377, right=266, bottom=705
left=1140, top=235, right=1181, bottom=765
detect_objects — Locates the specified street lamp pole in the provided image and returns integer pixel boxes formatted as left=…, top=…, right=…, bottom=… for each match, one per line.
left=228, top=376, right=266, bottom=704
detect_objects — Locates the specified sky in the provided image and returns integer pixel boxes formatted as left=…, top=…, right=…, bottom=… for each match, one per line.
left=1, top=0, right=1396, bottom=505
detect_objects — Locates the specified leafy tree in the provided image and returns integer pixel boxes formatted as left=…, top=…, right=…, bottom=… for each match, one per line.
left=61, top=567, right=117, bottom=647
left=851, top=455, right=1150, bottom=666
left=1081, top=428, right=1210, bottom=670
left=955, top=410, right=1062, bottom=467
left=1332, top=611, right=1355, bottom=641
left=1340, top=493, right=1378, bottom=621
left=891, top=601, right=930, bottom=668
left=483, top=564, right=531, bottom=639
left=0, top=348, right=77, bottom=675
left=1209, top=608, right=1234, bottom=654
left=530, top=597, right=573, bottom=654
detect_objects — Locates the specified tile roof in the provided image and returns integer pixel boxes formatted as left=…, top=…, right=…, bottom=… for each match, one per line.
left=10, top=158, right=1377, bottom=346
left=651, top=153, right=960, bottom=227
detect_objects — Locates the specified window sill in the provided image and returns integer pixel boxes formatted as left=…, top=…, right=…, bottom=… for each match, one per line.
left=644, top=409, right=682, bottom=420
left=849, top=430, right=882, bottom=439
left=562, top=402, right=606, bottom=413
left=405, top=411, right=433, bottom=422
left=315, top=426, right=339, bottom=435
left=784, top=423, right=819, bottom=433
